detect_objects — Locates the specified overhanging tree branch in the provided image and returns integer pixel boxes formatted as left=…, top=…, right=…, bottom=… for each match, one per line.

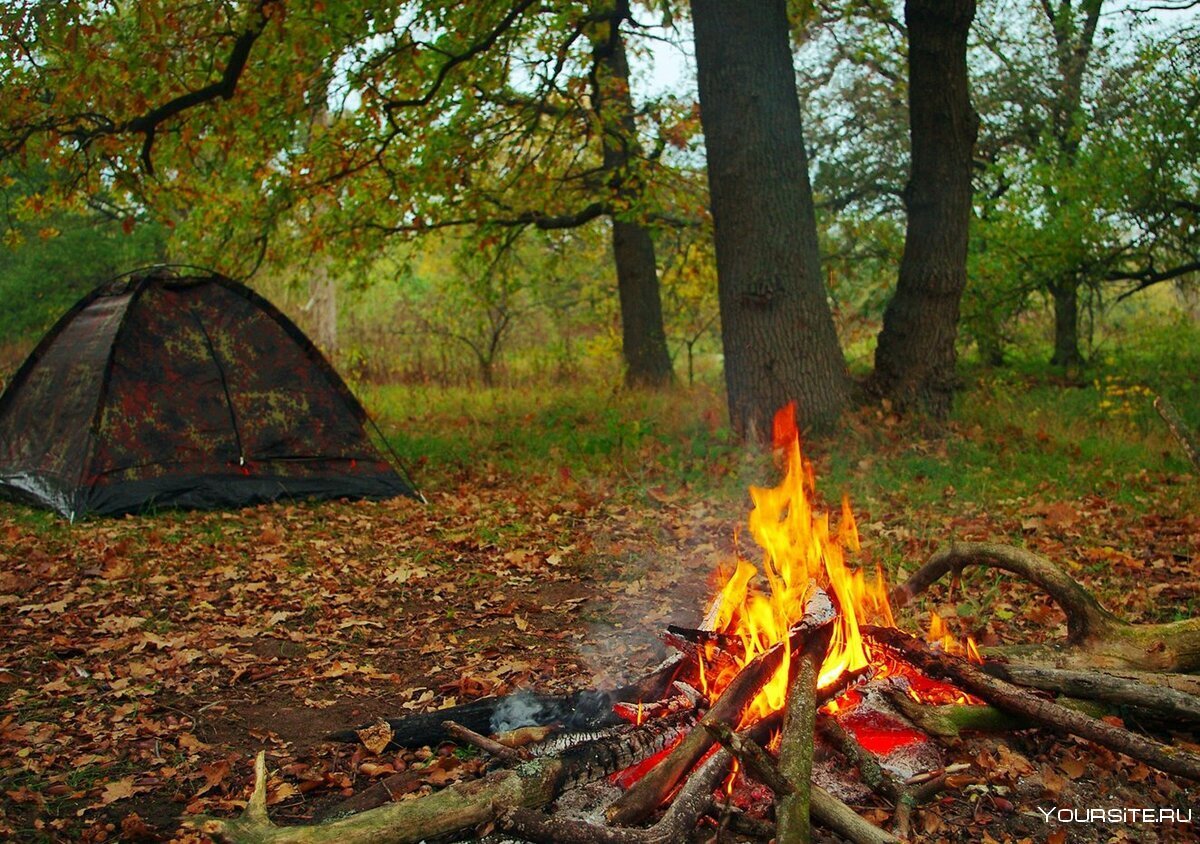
left=123, top=0, right=279, bottom=174
left=381, top=0, right=539, bottom=113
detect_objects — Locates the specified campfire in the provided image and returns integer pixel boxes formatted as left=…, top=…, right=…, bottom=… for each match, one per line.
left=201, top=405, right=1200, bottom=844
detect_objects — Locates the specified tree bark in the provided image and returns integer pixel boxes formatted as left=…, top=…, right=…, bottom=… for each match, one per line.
left=690, top=0, right=850, bottom=438
left=594, top=9, right=675, bottom=389
left=870, top=0, right=978, bottom=418
left=1049, top=277, right=1083, bottom=369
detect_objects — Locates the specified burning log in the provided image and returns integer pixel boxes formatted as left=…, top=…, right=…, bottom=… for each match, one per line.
left=198, top=713, right=691, bottom=844
left=867, top=626, right=1200, bottom=781
left=892, top=542, right=1200, bottom=672
left=498, top=749, right=731, bottom=844
left=775, top=630, right=825, bottom=843
left=605, top=592, right=836, bottom=827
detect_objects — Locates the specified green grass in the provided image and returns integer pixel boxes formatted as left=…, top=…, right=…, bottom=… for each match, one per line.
left=355, top=314, right=1199, bottom=525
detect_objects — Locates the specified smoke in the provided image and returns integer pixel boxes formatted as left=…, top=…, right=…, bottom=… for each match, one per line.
left=489, top=691, right=551, bottom=734
left=489, top=689, right=621, bottom=734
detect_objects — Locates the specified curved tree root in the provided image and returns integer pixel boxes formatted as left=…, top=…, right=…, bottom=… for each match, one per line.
left=891, top=542, right=1200, bottom=672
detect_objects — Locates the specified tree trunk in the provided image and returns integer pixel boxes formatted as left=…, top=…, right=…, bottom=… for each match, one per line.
left=690, top=0, right=849, bottom=438
left=306, top=264, right=338, bottom=355
left=594, top=11, right=675, bottom=389
left=613, top=219, right=675, bottom=388
left=870, top=0, right=978, bottom=418
left=1049, top=277, right=1083, bottom=369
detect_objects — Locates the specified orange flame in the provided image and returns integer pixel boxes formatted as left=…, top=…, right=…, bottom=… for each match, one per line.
left=699, top=404, right=894, bottom=720
left=698, top=404, right=986, bottom=724
left=927, top=610, right=984, bottom=664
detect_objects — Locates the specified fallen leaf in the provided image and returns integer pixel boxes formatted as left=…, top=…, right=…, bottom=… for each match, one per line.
left=101, top=777, right=136, bottom=804
left=356, top=719, right=394, bottom=755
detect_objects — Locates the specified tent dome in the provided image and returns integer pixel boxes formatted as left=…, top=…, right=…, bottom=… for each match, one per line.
left=0, top=267, right=416, bottom=518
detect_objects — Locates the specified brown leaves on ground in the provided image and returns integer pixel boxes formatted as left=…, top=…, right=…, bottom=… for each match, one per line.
left=0, top=403, right=1197, bottom=842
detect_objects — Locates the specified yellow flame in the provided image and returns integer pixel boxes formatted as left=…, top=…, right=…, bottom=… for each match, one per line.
left=927, top=610, right=984, bottom=664
left=700, top=404, right=893, bottom=720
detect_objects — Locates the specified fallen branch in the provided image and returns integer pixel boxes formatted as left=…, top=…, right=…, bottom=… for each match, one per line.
left=197, top=713, right=689, bottom=843
left=982, top=663, right=1200, bottom=722
left=867, top=626, right=1200, bottom=781
left=891, top=542, right=1200, bottom=672
left=443, top=720, right=526, bottom=764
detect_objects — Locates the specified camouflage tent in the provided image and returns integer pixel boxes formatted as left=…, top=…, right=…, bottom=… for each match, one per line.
left=0, top=268, right=417, bottom=519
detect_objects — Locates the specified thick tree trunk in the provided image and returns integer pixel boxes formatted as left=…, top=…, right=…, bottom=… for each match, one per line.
left=1049, top=277, right=1083, bottom=369
left=690, top=0, right=850, bottom=438
left=595, top=12, right=675, bottom=389
left=870, top=0, right=978, bottom=418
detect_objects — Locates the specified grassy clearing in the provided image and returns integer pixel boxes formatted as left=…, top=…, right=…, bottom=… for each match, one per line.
left=360, top=317, right=1199, bottom=522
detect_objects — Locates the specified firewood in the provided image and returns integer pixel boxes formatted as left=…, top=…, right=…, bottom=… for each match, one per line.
left=606, top=593, right=837, bottom=827
left=881, top=691, right=1029, bottom=738
left=703, top=721, right=793, bottom=795
left=498, top=748, right=731, bottom=844
left=867, top=626, right=1200, bottom=781
left=982, top=663, right=1200, bottom=722
left=196, top=713, right=690, bottom=844
left=776, top=630, right=829, bottom=843
left=443, top=720, right=526, bottom=764
left=891, top=542, right=1200, bottom=672
left=818, top=715, right=966, bottom=839
left=811, top=787, right=903, bottom=844
left=703, top=721, right=901, bottom=844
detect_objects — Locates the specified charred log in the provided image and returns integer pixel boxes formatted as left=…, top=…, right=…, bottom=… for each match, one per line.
left=499, top=749, right=730, bottom=844
left=199, top=714, right=690, bottom=844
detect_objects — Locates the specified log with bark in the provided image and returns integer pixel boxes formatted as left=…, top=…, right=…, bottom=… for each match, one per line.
left=197, top=712, right=690, bottom=844
left=866, top=625, right=1200, bottom=781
